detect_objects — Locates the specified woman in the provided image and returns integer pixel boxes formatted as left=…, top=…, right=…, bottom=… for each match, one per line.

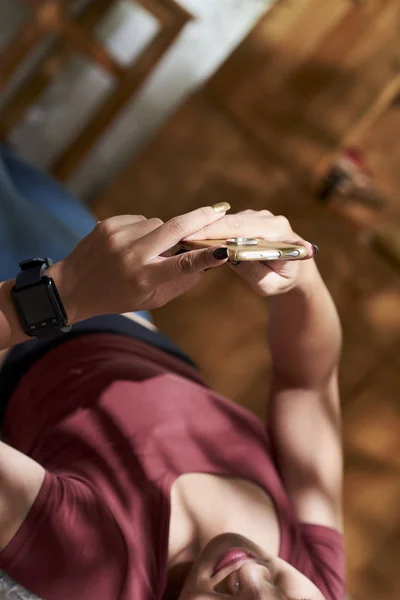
left=0, top=149, right=344, bottom=600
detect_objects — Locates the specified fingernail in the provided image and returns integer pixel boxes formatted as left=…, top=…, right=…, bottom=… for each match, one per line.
left=230, top=260, right=241, bottom=266
left=212, top=202, right=231, bottom=214
left=312, top=244, right=320, bottom=257
left=213, top=247, right=229, bottom=260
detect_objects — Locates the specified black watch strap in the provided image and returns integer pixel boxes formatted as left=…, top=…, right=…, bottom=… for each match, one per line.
left=15, top=257, right=53, bottom=288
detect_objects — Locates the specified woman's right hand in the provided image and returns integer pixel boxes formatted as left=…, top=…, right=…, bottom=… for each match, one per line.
left=183, top=209, right=318, bottom=297
left=49, top=204, right=231, bottom=324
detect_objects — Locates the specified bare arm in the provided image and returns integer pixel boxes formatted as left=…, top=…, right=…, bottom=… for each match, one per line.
left=268, top=260, right=343, bottom=529
left=173, top=208, right=344, bottom=530
left=0, top=441, right=45, bottom=550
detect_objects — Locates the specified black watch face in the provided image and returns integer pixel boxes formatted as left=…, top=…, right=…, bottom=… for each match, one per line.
left=12, top=279, right=67, bottom=333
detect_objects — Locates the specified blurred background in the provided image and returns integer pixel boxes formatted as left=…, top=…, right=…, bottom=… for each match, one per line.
left=1, top=1, right=400, bottom=599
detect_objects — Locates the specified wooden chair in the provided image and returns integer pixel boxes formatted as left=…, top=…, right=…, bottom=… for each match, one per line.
left=0, top=0, right=192, bottom=181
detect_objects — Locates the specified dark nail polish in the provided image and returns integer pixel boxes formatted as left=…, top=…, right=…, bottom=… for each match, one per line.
left=213, top=247, right=229, bottom=260
left=312, top=244, right=320, bottom=257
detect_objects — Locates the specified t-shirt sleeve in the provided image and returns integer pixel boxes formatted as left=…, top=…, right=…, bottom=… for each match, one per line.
left=298, top=523, right=345, bottom=600
left=0, top=471, right=126, bottom=600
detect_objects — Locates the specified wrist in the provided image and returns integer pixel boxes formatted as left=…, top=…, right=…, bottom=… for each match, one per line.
left=0, top=279, right=27, bottom=347
left=290, top=259, right=322, bottom=295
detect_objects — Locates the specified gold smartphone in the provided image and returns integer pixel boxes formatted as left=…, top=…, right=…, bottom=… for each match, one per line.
left=179, top=237, right=308, bottom=261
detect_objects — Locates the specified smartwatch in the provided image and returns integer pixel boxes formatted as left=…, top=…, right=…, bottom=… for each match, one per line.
left=11, top=258, right=71, bottom=338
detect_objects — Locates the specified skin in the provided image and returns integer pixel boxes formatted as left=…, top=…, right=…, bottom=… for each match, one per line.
left=176, top=533, right=325, bottom=600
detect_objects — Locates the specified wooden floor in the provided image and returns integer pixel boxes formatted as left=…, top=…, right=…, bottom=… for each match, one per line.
left=93, top=92, right=400, bottom=600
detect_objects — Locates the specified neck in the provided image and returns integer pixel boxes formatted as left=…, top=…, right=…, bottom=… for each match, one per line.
left=167, top=473, right=280, bottom=571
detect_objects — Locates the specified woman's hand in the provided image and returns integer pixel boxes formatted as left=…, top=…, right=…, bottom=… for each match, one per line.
left=183, top=209, right=318, bottom=296
left=49, top=204, right=231, bottom=323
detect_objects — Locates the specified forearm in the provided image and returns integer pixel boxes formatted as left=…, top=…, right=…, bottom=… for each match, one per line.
left=268, top=260, right=342, bottom=389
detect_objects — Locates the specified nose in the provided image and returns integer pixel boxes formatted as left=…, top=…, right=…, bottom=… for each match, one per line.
left=236, top=561, right=275, bottom=597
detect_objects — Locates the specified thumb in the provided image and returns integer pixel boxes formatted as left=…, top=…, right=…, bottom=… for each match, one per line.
left=229, top=260, right=280, bottom=293
left=229, top=260, right=296, bottom=296
left=229, top=260, right=268, bottom=284
left=153, top=246, right=229, bottom=281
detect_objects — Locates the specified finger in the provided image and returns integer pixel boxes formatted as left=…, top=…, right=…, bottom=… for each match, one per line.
left=149, top=245, right=229, bottom=283
left=135, top=203, right=231, bottom=259
left=284, top=237, right=315, bottom=259
left=97, top=217, right=164, bottom=249
left=229, top=260, right=269, bottom=284
left=229, top=259, right=280, bottom=290
left=236, top=209, right=256, bottom=216
left=147, top=272, right=202, bottom=309
left=230, top=260, right=294, bottom=295
left=95, top=214, right=147, bottom=234
left=236, top=209, right=273, bottom=217
left=183, top=213, right=291, bottom=242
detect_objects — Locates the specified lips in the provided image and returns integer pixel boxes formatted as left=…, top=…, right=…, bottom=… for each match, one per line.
left=213, top=548, right=256, bottom=576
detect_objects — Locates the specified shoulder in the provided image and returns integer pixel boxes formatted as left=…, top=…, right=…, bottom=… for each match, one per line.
left=0, top=472, right=127, bottom=599
left=295, top=523, right=345, bottom=600
left=0, top=440, right=46, bottom=553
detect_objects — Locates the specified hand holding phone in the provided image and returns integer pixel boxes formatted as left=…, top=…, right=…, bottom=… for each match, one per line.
left=180, top=209, right=318, bottom=296
left=180, top=237, right=308, bottom=262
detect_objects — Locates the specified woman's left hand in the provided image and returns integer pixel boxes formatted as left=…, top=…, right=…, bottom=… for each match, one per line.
left=48, top=205, right=231, bottom=324
left=183, top=209, right=318, bottom=296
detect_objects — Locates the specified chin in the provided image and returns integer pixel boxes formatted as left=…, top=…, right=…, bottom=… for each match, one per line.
left=164, top=534, right=262, bottom=599
left=173, top=533, right=327, bottom=600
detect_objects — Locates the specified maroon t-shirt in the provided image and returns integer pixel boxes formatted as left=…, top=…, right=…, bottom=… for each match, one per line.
left=0, top=334, right=345, bottom=600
